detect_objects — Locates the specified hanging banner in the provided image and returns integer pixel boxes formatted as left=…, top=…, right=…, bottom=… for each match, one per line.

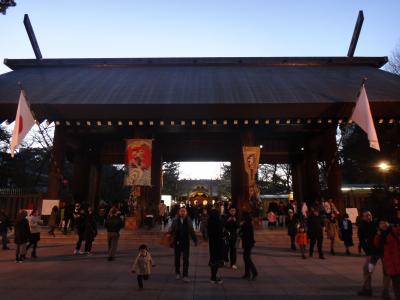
left=243, top=146, right=261, bottom=215
left=242, top=146, right=260, bottom=185
left=125, top=139, right=152, bottom=186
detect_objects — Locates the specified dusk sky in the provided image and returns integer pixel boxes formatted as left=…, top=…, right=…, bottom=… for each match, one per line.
left=1, top=0, right=399, bottom=179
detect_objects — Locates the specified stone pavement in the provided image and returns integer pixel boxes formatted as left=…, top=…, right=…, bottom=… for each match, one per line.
left=0, top=227, right=394, bottom=300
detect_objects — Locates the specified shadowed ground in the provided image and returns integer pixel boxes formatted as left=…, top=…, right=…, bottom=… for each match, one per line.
left=0, top=227, right=392, bottom=300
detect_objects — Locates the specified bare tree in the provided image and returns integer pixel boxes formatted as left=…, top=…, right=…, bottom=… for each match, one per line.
left=386, top=44, right=400, bottom=75
left=0, top=122, right=55, bottom=189
left=258, top=164, right=292, bottom=194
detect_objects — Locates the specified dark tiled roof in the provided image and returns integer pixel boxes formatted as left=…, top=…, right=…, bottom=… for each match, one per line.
left=0, top=57, right=399, bottom=120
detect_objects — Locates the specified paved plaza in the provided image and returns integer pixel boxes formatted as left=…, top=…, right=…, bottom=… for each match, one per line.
left=0, top=227, right=393, bottom=300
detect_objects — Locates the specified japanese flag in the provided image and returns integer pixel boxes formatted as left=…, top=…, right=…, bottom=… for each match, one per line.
left=350, top=84, right=380, bottom=151
left=10, top=91, right=36, bottom=157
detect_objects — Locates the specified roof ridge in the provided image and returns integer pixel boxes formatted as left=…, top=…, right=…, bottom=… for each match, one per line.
left=4, top=56, right=388, bottom=70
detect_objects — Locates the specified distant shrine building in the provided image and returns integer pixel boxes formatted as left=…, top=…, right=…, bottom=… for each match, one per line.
left=1, top=55, right=400, bottom=219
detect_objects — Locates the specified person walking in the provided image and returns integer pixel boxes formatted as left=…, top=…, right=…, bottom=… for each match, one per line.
left=267, top=210, right=277, bottom=230
left=72, top=203, right=82, bottom=233
left=48, top=206, right=58, bottom=237
left=323, top=198, right=339, bottom=217
left=194, top=204, right=201, bottom=230
left=207, top=209, right=224, bottom=284
left=158, top=200, right=167, bottom=227
left=14, top=210, right=30, bottom=263
left=326, top=213, right=339, bottom=255
left=287, top=209, right=298, bottom=251
left=296, top=225, right=309, bottom=259
left=26, top=209, right=43, bottom=258
left=200, top=208, right=209, bottom=241
left=300, top=201, right=309, bottom=223
left=105, top=208, right=123, bottom=261
left=277, top=201, right=286, bottom=227
left=357, top=211, right=391, bottom=297
left=240, top=212, right=258, bottom=280
left=307, top=208, right=325, bottom=259
left=83, top=207, right=97, bottom=255
left=374, top=219, right=400, bottom=299
left=74, top=207, right=87, bottom=255
left=63, top=203, right=73, bottom=234
left=224, top=207, right=240, bottom=270
left=339, top=213, right=354, bottom=255
left=131, top=244, right=154, bottom=289
left=170, top=207, right=198, bottom=282
left=0, top=209, right=12, bottom=250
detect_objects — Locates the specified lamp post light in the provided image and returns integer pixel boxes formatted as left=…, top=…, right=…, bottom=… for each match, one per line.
left=378, top=161, right=391, bottom=189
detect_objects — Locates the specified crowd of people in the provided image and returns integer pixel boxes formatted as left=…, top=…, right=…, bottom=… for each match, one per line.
left=0, top=203, right=124, bottom=262
left=166, top=205, right=257, bottom=286
left=0, top=197, right=399, bottom=298
left=275, top=198, right=400, bottom=299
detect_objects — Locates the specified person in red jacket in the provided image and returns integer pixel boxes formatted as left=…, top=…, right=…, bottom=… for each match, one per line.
left=296, top=225, right=309, bottom=259
left=374, top=220, right=400, bottom=300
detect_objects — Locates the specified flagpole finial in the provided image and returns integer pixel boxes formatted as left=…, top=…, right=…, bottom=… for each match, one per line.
left=361, top=77, right=368, bottom=85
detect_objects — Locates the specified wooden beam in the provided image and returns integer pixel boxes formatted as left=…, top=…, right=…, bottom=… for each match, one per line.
left=23, top=14, right=43, bottom=60
left=347, top=10, right=364, bottom=57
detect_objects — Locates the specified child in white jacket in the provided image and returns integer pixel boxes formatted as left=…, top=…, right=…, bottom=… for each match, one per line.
left=131, top=244, right=154, bottom=289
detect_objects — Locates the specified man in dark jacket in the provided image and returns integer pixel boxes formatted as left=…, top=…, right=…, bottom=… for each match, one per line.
left=357, top=211, right=390, bottom=297
left=73, top=207, right=86, bottom=255
left=307, top=208, right=325, bottom=259
left=287, top=209, right=298, bottom=251
left=170, top=207, right=197, bottom=282
left=240, top=212, right=258, bottom=280
left=224, top=207, right=240, bottom=269
left=105, top=208, right=123, bottom=261
left=0, top=209, right=12, bottom=250
left=83, top=207, right=97, bottom=255
left=208, top=209, right=224, bottom=284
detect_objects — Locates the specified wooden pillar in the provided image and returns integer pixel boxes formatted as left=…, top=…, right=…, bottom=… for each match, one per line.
left=87, top=163, right=102, bottom=210
left=291, top=162, right=304, bottom=204
left=302, top=151, right=320, bottom=206
left=231, top=144, right=244, bottom=209
left=325, top=129, right=344, bottom=212
left=47, top=126, right=66, bottom=199
left=150, top=138, right=162, bottom=216
left=71, top=149, right=90, bottom=203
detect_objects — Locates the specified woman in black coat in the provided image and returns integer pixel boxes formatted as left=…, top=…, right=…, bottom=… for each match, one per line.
left=83, top=207, right=97, bottom=255
left=339, top=213, right=354, bottom=255
left=14, top=210, right=30, bottom=263
left=240, top=212, right=258, bottom=280
left=207, top=209, right=224, bottom=284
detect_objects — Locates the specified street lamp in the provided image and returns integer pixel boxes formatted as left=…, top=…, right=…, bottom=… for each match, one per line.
left=378, top=162, right=390, bottom=172
left=378, top=161, right=391, bottom=189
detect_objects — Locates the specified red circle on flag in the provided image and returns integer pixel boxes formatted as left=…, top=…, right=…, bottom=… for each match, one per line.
left=18, top=115, right=23, bottom=134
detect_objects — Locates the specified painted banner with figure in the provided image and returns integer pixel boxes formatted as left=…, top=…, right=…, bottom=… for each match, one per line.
left=125, top=139, right=152, bottom=186
left=243, top=146, right=260, bottom=185
left=243, top=146, right=261, bottom=215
